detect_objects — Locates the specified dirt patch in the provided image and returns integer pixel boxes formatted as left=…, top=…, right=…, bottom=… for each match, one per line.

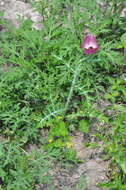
left=71, top=132, right=108, bottom=190
left=24, top=130, right=108, bottom=190
left=0, top=0, right=43, bottom=29
left=42, top=132, right=108, bottom=190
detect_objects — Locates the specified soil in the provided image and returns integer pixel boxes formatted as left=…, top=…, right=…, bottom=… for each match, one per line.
left=0, top=0, right=43, bottom=30
left=71, top=131, right=108, bottom=190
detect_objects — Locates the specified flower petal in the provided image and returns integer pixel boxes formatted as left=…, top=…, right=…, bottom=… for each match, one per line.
left=80, top=34, right=99, bottom=55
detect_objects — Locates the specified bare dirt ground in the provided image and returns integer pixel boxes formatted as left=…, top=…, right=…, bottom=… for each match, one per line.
left=0, top=0, right=43, bottom=29
left=0, top=1, right=109, bottom=189
left=71, top=131, right=108, bottom=190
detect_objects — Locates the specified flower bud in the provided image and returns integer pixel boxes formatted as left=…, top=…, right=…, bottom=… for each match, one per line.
left=80, top=34, right=99, bottom=55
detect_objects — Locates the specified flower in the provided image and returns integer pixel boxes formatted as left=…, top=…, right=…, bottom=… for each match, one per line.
left=48, top=139, right=53, bottom=143
left=80, top=34, right=99, bottom=55
left=66, top=142, right=73, bottom=148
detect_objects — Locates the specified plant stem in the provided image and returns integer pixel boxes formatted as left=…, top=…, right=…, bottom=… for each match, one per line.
left=64, top=64, right=81, bottom=112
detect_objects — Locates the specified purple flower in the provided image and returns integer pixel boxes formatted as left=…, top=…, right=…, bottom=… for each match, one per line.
left=80, top=34, right=99, bottom=55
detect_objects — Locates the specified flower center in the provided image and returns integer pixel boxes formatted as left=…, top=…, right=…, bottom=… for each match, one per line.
left=89, top=46, right=93, bottom=49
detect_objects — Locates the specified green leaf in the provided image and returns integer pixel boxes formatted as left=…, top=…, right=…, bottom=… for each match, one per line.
left=111, top=91, right=119, bottom=97
left=48, top=120, right=68, bottom=140
left=0, top=168, right=6, bottom=180
left=58, top=121, right=68, bottom=137
left=105, top=93, right=112, bottom=99
left=79, top=120, right=89, bottom=133
left=121, top=33, right=126, bottom=48
left=116, top=157, right=126, bottom=174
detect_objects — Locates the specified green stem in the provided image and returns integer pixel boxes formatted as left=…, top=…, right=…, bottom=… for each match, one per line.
left=64, top=65, right=81, bottom=112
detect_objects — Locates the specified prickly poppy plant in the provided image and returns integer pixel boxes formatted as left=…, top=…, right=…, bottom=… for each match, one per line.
left=80, top=34, right=99, bottom=55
